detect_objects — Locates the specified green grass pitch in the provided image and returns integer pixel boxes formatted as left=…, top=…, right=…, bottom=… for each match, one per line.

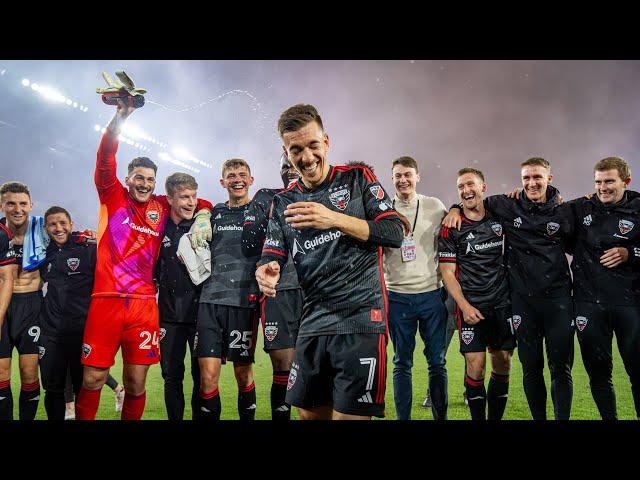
left=10, top=334, right=636, bottom=420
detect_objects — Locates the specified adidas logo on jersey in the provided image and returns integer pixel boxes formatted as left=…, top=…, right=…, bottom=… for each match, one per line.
left=466, top=232, right=475, bottom=240
left=513, top=217, right=522, bottom=228
left=162, top=236, right=171, bottom=247
left=583, top=215, right=592, bottom=226
left=240, top=350, right=249, bottom=357
left=215, top=213, right=222, bottom=220
left=357, top=392, right=373, bottom=404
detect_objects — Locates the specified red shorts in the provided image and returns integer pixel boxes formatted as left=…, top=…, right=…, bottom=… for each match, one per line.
left=81, top=297, right=160, bottom=368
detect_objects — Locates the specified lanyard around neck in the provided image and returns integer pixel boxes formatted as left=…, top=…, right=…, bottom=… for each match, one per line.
left=393, top=198, right=420, bottom=234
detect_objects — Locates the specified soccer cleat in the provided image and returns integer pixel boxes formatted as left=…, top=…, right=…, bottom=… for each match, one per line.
left=114, top=386, right=125, bottom=413
left=65, top=402, right=76, bottom=420
left=422, top=389, right=432, bottom=409
left=463, top=391, right=469, bottom=407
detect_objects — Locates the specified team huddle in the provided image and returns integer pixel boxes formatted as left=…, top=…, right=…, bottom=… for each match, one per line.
left=0, top=98, right=638, bottom=421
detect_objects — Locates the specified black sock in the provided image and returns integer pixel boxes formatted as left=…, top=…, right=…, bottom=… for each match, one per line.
left=0, top=380, right=13, bottom=420
left=44, top=390, right=66, bottom=421
left=271, top=371, right=291, bottom=421
left=487, top=372, right=510, bottom=420
left=238, top=382, right=256, bottom=421
left=19, top=380, right=40, bottom=420
left=465, top=375, right=486, bottom=421
left=198, top=388, right=221, bottom=421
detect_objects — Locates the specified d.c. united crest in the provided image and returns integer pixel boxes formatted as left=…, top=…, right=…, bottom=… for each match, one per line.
left=265, top=324, right=278, bottom=342
left=67, top=258, right=80, bottom=271
left=546, top=222, right=560, bottom=236
left=491, top=223, right=503, bottom=237
left=576, top=316, right=588, bottom=332
left=619, top=219, right=634, bottom=235
left=329, top=188, right=351, bottom=211
left=461, top=329, right=474, bottom=345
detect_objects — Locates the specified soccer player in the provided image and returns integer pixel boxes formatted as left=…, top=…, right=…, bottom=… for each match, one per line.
left=443, top=158, right=574, bottom=420
left=438, top=168, right=515, bottom=421
left=75, top=99, right=212, bottom=421
left=195, top=158, right=261, bottom=421
left=155, top=172, right=203, bottom=420
left=241, top=153, right=302, bottom=421
left=568, top=157, right=640, bottom=420
left=38, top=206, right=97, bottom=420
left=0, top=182, right=42, bottom=420
left=383, top=156, right=449, bottom=421
left=256, top=104, right=404, bottom=420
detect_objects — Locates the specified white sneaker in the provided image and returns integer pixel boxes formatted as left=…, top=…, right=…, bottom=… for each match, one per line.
left=65, top=402, right=76, bottom=420
left=115, top=386, right=125, bottom=412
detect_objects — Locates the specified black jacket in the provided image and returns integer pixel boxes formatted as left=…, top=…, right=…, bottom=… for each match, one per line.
left=40, top=234, right=96, bottom=335
left=155, top=218, right=202, bottom=323
left=569, top=190, right=640, bottom=305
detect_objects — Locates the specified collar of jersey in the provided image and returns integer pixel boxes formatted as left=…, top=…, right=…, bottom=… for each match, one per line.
left=297, top=165, right=334, bottom=193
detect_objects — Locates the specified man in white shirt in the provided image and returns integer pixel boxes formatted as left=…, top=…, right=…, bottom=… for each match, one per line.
left=383, top=156, right=448, bottom=420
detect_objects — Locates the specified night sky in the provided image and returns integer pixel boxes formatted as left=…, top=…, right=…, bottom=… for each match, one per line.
left=1, top=60, right=640, bottom=228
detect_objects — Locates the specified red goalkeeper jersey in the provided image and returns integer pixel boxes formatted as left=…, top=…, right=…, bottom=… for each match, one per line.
left=92, top=131, right=212, bottom=299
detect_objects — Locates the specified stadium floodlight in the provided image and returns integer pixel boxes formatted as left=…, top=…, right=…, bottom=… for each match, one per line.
left=0, top=69, right=5, bottom=75
left=101, top=128, right=106, bottom=134
left=94, top=124, right=101, bottom=132
left=37, top=85, right=66, bottom=103
left=31, top=83, right=40, bottom=91
left=21, top=78, right=30, bottom=87
left=172, top=145, right=194, bottom=161
left=121, top=122, right=148, bottom=140
left=65, top=99, right=72, bottom=106
left=73, top=102, right=78, bottom=108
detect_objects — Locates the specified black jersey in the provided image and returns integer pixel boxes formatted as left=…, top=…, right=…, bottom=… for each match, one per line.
left=39, top=234, right=96, bottom=335
left=242, top=188, right=300, bottom=291
left=569, top=190, right=640, bottom=305
left=0, top=222, right=16, bottom=268
left=1, top=218, right=23, bottom=270
left=199, top=202, right=260, bottom=308
left=260, top=165, right=404, bottom=338
left=155, top=218, right=202, bottom=323
left=481, top=186, right=573, bottom=297
left=438, top=211, right=509, bottom=308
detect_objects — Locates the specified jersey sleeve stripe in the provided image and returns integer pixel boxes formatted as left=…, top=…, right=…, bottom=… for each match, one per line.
left=0, top=258, right=16, bottom=265
left=262, top=248, right=286, bottom=257
left=374, top=211, right=399, bottom=222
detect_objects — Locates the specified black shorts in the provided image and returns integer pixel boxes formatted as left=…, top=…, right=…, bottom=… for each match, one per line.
left=0, top=291, right=42, bottom=358
left=194, top=303, right=259, bottom=363
left=260, top=289, right=302, bottom=351
left=285, top=333, right=387, bottom=418
left=457, top=304, right=516, bottom=353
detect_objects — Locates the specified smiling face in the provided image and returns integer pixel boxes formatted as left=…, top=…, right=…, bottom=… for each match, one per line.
left=393, top=164, right=420, bottom=199
left=521, top=165, right=552, bottom=203
left=166, top=186, right=197, bottom=221
left=280, top=153, right=300, bottom=188
left=45, top=212, right=74, bottom=246
left=282, top=121, right=330, bottom=188
left=595, top=168, right=630, bottom=204
left=220, top=165, right=254, bottom=204
left=1, top=192, right=32, bottom=230
left=457, top=172, right=486, bottom=210
left=125, top=167, right=156, bottom=203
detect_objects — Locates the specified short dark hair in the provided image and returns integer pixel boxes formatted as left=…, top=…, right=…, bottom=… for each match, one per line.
left=594, top=156, right=631, bottom=182
left=457, top=167, right=485, bottom=183
left=165, top=172, right=198, bottom=196
left=0, top=181, right=31, bottom=199
left=278, top=104, right=324, bottom=137
left=221, top=158, right=251, bottom=177
left=521, top=157, right=551, bottom=171
left=44, top=206, right=72, bottom=222
left=127, top=157, right=157, bottom=175
left=346, top=160, right=375, bottom=173
left=392, top=156, right=419, bottom=173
